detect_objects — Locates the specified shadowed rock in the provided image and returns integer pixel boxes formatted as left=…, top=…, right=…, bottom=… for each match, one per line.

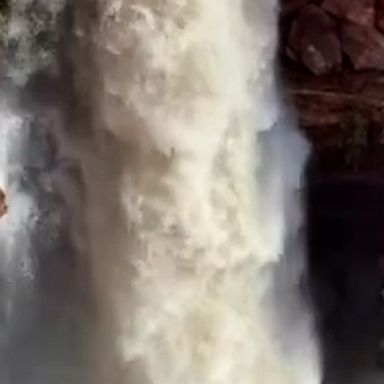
left=322, top=0, right=375, bottom=26
left=342, top=23, right=384, bottom=70
left=288, top=4, right=342, bottom=75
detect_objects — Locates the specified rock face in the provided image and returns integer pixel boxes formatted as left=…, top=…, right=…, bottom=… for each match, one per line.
left=281, top=0, right=384, bottom=74
left=281, top=0, right=309, bottom=15
left=288, top=5, right=342, bottom=74
left=342, top=23, right=384, bottom=70
left=377, top=0, right=384, bottom=33
left=322, top=0, right=375, bottom=26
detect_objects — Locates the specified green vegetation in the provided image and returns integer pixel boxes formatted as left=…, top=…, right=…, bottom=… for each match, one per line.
left=338, top=107, right=370, bottom=171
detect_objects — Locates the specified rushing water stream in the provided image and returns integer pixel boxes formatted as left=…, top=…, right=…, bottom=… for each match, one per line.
left=0, top=1, right=320, bottom=383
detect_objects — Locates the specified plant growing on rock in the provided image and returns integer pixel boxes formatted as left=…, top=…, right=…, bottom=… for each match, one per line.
left=338, top=107, right=370, bottom=171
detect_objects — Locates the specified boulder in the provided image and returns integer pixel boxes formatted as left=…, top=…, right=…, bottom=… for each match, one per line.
left=341, top=22, right=384, bottom=70
left=288, top=5, right=342, bottom=75
left=322, top=0, right=375, bottom=26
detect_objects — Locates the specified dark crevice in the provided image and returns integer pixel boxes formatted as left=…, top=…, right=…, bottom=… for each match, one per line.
left=306, top=155, right=384, bottom=384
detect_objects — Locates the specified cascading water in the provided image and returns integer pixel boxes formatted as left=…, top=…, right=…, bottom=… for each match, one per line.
left=0, top=1, right=87, bottom=383
left=0, top=1, right=320, bottom=384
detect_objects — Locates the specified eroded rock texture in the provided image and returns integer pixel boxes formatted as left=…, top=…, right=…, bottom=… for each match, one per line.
left=281, top=0, right=384, bottom=74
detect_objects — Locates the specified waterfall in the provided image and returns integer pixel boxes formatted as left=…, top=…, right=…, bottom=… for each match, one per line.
left=0, top=1, right=87, bottom=383
left=0, top=1, right=320, bottom=384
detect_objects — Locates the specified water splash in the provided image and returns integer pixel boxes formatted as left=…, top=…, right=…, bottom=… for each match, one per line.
left=0, top=1, right=321, bottom=383
left=0, top=2, right=87, bottom=383
left=69, top=1, right=321, bottom=384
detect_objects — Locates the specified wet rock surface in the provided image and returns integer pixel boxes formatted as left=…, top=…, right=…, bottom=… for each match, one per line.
left=281, top=0, right=384, bottom=73
left=281, top=0, right=309, bottom=15
left=377, top=0, right=384, bottom=33
left=288, top=5, right=342, bottom=75
left=322, top=0, right=375, bottom=26
left=342, top=23, right=384, bottom=70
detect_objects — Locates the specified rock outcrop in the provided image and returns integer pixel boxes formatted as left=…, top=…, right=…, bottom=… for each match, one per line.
left=281, top=0, right=384, bottom=74
left=322, top=0, right=375, bottom=26
left=341, top=23, right=384, bottom=70
left=288, top=5, right=342, bottom=75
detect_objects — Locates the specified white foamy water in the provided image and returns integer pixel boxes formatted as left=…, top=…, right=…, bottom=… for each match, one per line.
left=0, top=0, right=65, bottom=306
left=0, top=1, right=320, bottom=383
left=0, top=0, right=44, bottom=348
left=0, top=2, right=77, bottom=383
left=70, top=1, right=321, bottom=384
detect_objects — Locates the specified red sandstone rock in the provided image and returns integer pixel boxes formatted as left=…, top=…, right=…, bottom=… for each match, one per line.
left=286, top=45, right=299, bottom=62
left=288, top=5, right=342, bottom=75
left=341, top=22, right=384, bottom=70
left=377, top=0, right=384, bottom=33
left=322, top=0, right=375, bottom=26
left=288, top=19, right=301, bottom=52
left=281, top=0, right=308, bottom=15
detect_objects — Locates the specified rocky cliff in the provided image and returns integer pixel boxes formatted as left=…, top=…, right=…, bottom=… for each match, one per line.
left=281, top=0, right=384, bottom=74
left=281, top=0, right=384, bottom=174
left=281, top=4, right=384, bottom=378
